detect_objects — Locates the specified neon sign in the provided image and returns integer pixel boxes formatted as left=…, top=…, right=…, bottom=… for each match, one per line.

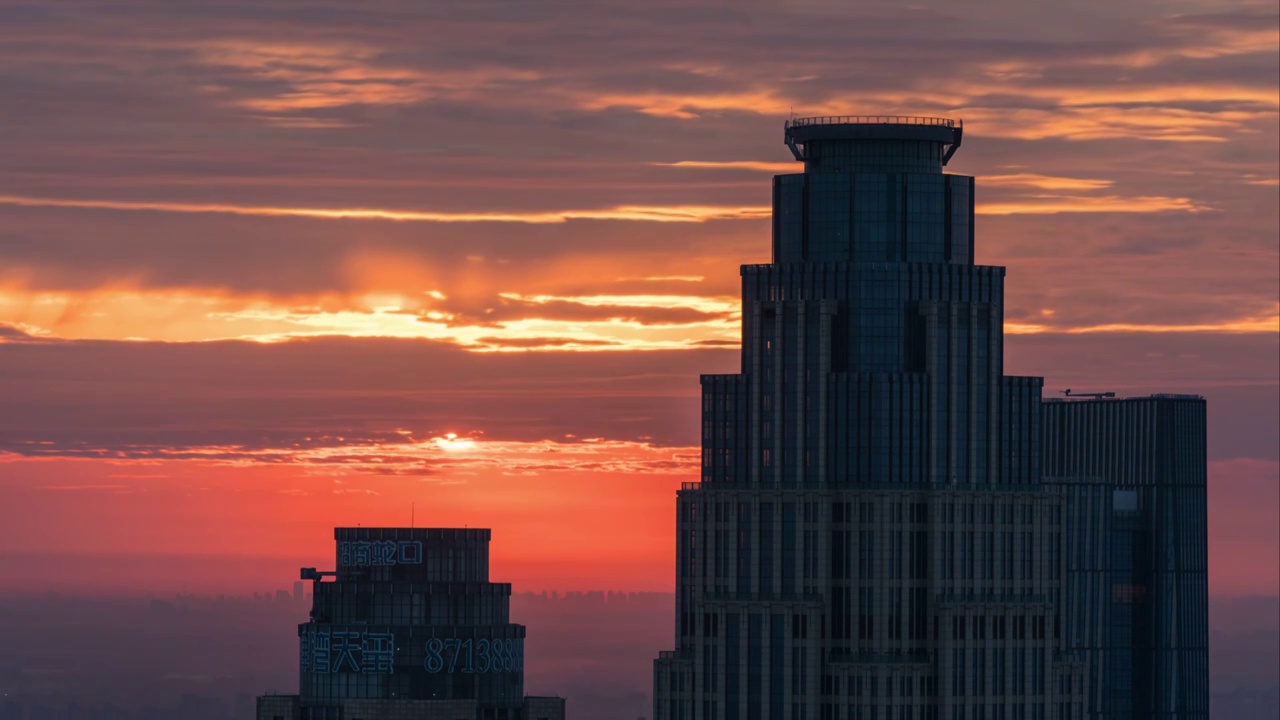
left=338, top=540, right=423, bottom=567
left=424, top=637, right=523, bottom=675
left=301, top=628, right=522, bottom=675
left=302, top=628, right=396, bottom=674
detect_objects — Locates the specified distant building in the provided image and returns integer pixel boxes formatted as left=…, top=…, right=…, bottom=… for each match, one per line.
left=1044, top=395, right=1209, bottom=720
left=256, top=527, right=565, bottom=720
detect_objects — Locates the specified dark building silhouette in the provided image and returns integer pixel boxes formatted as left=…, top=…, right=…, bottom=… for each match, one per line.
left=653, top=117, right=1208, bottom=719
left=257, top=527, right=565, bottom=720
left=1044, top=395, right=1209, bottom=720
left=654, top=116, right=1084, bottom=719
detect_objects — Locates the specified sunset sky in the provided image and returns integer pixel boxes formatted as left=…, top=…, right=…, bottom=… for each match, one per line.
left=0, top=0, right=1276, bottom=599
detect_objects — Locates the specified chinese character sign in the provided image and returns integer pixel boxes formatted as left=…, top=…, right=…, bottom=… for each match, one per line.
left=300, top=631, right=311, bottom=672
left=337, top=540, right=423, bottom=567
left=331, top=631, right=362, bottom=673
left=302, top=627, right=397, bottom=675
left=309, top=627, right=332, bottom=673
left=361, top=633, right=396, bottom=674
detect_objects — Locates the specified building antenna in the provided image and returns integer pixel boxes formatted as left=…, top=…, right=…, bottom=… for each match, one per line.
left=411, top=502, right=415, bottom=528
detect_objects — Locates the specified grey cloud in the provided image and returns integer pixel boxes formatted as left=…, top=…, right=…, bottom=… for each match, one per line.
left=0, top=331, right=1274, bottom=464
left=1008, top=332, right=1279, bottom=463
left=984, top=207, right=1279, bottom=329
left=0, top=206, right=763, bottom=295
left=0, top=336, right=737, bottom=456
left=0, top=323, right=37, bottom=341
left=0, top=0, right=1273, bottom=463
left=1157, top=8, right=1280, bottom=31
left=441, top=297, right=735, bottom=329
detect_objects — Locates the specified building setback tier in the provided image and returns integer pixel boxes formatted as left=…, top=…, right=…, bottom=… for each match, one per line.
left=654, top=117, right=1207, bottom=720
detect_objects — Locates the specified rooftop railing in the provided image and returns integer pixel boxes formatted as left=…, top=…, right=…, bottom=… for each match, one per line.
left=787, top=115, right=959, bottom=128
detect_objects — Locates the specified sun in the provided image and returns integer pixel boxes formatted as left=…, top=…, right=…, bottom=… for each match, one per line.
left=434, top=433, right=476, bottom=452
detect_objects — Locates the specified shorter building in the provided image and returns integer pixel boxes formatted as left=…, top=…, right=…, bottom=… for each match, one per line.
left=257, top=527, right=565, bottom=720
left=1043, top=394, right=1209, bottom=720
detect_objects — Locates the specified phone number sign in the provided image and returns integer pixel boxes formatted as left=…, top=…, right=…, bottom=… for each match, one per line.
left=425, top=637, right=524, bottom=674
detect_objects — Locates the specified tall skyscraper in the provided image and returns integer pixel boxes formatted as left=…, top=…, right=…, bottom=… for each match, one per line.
left=1044, top=395, right=1209, bottom=720
left=653, top=116, right=1087, bottom=719
left=257, top=527, right=565, bottom=720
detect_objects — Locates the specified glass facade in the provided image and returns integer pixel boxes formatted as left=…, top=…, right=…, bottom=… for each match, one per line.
left=1043, top=397, right=1210, bottom=720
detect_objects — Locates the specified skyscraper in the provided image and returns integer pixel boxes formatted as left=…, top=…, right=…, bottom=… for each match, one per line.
left=257, top=527, right=565, bottom=720
left=1044, top=395, right=1209, bottom=720
left=653, top=116, right=1088, bottom=719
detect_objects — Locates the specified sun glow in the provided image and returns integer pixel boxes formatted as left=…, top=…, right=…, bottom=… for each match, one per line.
left=434, top=433, right=477, bottom=453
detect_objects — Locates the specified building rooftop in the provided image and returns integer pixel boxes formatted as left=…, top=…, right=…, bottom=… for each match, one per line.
left=784, top=114, right=964, bottom=165
left=786, top=115, right=958, bottom=128
left=1043, top=393, right=1204, bottom=402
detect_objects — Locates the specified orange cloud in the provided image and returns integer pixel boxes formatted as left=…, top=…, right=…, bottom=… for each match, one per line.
left=1006, top=305, right=1280, bottom=335
left=622, top=276, right=707, bottom=282
left=1, top=433, right=702, bottom=477
left=39, top=484, right=129, bottom=491
left=0, top=189, right=1207, bottom=228
left=0, top=287, right=741, bottom=351
left=577, top=89, right=796, bottom=119
left=498, top=292, right=738, bottom=316
left=1087, top=26, right=1280, bottom=68
left=654, top=160, right=800, bottom=173
left=194, top=40, right=542, bottom=118
left=575, top=75, right=1274, bottom=143
left=6, top=285, right=1269, bottom=354
left=658, top=166, right=1121, bottom=192
left=958, top=106, right=1269, bottom=143
left=0, top=194, right=771, bottom=224
left=980, top=173, right=1114, bottom=191
left=976, top=194, right=1205, bottom=215
left=576, top=89, right=969, bottom=121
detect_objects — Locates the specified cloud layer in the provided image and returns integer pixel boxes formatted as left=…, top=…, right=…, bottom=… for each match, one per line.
left=0, top=1, right=1274, bottom=350
left=0, top=0, right=1275, bottom=594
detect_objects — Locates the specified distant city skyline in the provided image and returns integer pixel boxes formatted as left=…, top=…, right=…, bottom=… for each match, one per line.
left=0, top=591, right=1273, bottom=720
